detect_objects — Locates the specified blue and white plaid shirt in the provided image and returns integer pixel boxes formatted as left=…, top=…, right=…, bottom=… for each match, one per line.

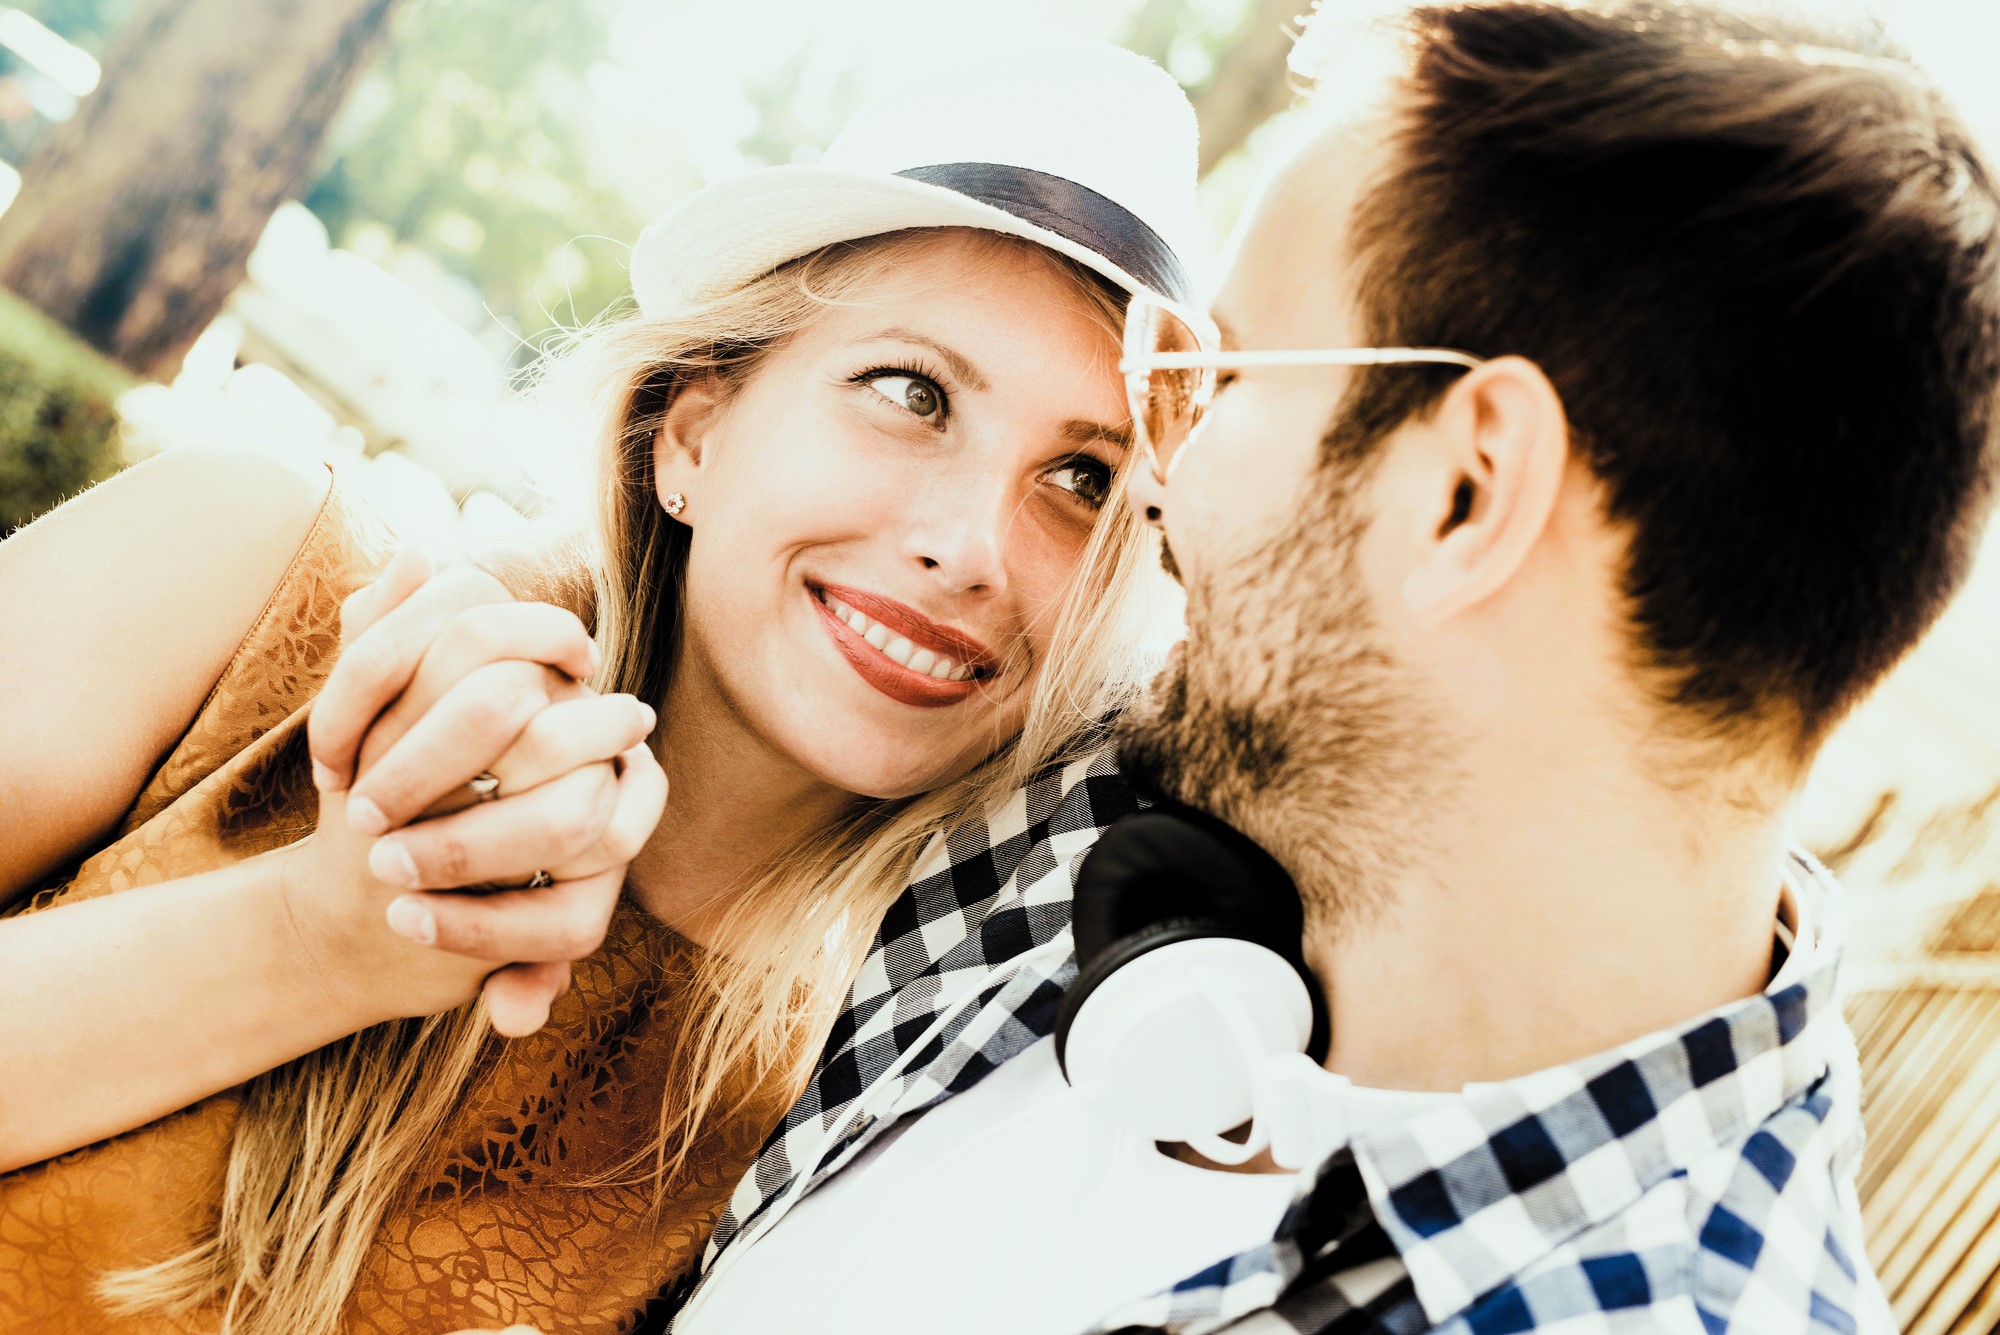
left=1090, top=850, right=1892, bottom=1335
left=661, top=749, right=1888, bottom=1335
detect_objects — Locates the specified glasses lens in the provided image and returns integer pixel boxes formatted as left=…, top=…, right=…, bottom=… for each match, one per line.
left=1127, top=299, right=1209, bottom=480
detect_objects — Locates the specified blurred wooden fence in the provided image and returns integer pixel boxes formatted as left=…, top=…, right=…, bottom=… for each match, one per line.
left=1801, top=520, right=2000, bottom=1332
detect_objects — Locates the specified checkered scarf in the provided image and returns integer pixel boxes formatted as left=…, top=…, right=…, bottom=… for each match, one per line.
left=1090, top=850, right=1894, bottom=1335
left=654, top=745, right=1141, bottom=1329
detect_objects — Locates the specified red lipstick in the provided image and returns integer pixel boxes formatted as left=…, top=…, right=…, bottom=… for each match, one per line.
left=816, top=584, right=997, bottom=668
left=810, top=584, right=996, bottom=710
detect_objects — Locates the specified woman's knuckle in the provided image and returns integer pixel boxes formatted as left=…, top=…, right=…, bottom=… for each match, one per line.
left=553, top=793, right=606, bottom=857
left=437, top=564, right=509, bottom=605
left=512, top=712, right=560, bottom=769
left=447, top=611, right=505, bottom=664
left=454, top=688, right=510, bottom=738
left=501, top=657, right=554, bottom=694
left=338, top=588, right=369, bottom=636
left=607, top=811, right=649, bottom=863
left=513, top=683, right=553, bottom=728
left=341, top=636, right=398, bottom=691
left=462, top=678, right=542, bottom=738
left=585, top=766, right=619, bottom=819
left=425, top=835, right=471, bottom=884
left=554, top=814, right=599, bottom=860
left=599, top=827, right=637, bottom=866
left=555, top=918, right=602, bottom=961
left=355, top=770, right=414, bottom=813
left=455, top=913, right=496, bottom=957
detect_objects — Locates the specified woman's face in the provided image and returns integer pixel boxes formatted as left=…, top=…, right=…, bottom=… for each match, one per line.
left=659, top=232, right=1131, bottom=799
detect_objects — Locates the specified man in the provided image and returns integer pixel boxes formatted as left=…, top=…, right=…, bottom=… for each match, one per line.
left=504, top=3, right=2000, bottom=1333
left=1092, top=2, right=1999, bottom=1329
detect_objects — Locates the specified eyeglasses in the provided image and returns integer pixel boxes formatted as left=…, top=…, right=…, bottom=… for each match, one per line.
left=1120, top=291, right=1487, bottom=486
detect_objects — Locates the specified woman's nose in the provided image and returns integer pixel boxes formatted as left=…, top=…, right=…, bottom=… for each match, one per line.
left=904, top=481, right=1011, bottom=596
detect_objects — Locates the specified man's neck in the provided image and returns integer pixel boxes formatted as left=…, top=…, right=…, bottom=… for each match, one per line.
left=623, top=655, right=852, bottom=947
left=1304, top=741, right=1791, bottom=1092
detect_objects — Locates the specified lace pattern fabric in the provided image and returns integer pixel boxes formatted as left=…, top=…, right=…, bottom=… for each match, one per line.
left=0, top=471, right=787, bottom=1334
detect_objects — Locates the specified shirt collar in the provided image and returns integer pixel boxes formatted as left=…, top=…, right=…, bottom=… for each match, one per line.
left=1329, top=848, right=1850, bottom=1325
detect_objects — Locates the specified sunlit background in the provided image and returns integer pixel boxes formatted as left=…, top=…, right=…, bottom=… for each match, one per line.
left=0, top=2, right=1995, bottom=1325
left=0, top=0, right=1991, bottom=537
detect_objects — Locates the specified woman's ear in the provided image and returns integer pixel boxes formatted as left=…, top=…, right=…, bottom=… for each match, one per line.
left=653, top=377, right=728, bottom=522
left=1399, top=356, right=1569, bottom=625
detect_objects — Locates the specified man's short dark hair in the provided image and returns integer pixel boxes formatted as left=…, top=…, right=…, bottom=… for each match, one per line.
left=1335, top=1, right=2000, bottom=751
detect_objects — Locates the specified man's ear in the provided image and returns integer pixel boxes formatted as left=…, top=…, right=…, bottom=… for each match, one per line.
left=1399, top=356, right=1568, bottom=624
left=653, top=377, right=728, bottom=521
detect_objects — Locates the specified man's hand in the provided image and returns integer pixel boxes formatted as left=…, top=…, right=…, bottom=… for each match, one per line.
left=294, top=546, right=666, bottom=1036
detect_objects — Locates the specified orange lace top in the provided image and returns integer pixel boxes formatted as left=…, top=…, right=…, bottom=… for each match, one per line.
left=0, top=474, right=792, bottom=1334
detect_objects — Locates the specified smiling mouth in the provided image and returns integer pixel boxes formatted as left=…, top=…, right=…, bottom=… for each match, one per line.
left=813, top=588, right=994, bottom=683
left=810, top=584, right=1001, bottom=710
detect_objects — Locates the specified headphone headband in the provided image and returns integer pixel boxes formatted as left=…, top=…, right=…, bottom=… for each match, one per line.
left=1056, top=802, right=1330, bottom=1074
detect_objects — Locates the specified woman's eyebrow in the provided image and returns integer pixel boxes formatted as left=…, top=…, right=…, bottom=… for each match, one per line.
left=1062, top=419, right=1132, bottom=452
left=869, top=327, right=990, bottom=392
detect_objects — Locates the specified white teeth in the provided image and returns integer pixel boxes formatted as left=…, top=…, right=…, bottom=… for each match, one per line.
left=819, top=589, right=981, bottom=684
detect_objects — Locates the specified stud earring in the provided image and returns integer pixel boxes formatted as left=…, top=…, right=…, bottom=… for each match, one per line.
left=664, top=492, right=687, bottom=517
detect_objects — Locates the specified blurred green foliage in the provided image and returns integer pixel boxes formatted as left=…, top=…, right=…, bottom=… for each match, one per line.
left=13, top=0, right=136, bottom=50
left=0, top=285, right=132, bottom=535
left=305, top=0, right=643, bottom=355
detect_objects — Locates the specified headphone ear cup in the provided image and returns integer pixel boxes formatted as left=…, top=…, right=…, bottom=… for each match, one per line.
left=1061, top=935, right=1315, bottom=1145
left=1054, top=802, right=1330, bottom=1146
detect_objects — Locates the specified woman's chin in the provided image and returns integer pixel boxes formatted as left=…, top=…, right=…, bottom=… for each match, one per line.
left=786, top=728, right=984, bottom=802
left=826, top=759, right=966, bottom=803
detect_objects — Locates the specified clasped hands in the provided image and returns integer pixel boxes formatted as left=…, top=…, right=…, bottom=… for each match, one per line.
left=287, top=546, right=667, bottom=1038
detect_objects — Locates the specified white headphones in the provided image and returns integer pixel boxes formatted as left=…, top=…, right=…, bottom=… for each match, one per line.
left=679, top=805, right=1331, bottom=1329
left=1053, top=804, right=1332, bottom=1168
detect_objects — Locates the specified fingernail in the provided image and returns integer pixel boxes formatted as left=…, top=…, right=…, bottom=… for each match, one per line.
left=312, top=759, right=344, bottom=794
left=587, top=640, right=604, bottom=676
left=385, top=897, right=437, bottom=946
left=347, top=794, right=388, bottom=837
left=638, top=702, right=657, bottom=733
left=369, top=839, right=420, bottom=888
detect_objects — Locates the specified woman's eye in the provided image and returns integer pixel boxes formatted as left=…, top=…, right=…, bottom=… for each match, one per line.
left=1047, top=458, right=1113, bottom=510
left=865, top=374, right=945, bottom=422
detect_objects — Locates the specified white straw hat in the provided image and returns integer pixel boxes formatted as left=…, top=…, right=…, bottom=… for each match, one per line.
left=629, top=41, right=1202, bottom=316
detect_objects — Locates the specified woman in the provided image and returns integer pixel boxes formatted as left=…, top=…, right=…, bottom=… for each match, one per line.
left=0, top=41, right=1199, bottom=1335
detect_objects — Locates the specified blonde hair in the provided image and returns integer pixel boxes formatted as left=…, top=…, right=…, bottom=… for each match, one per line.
left=101, top=228, right=1164, bottom=1333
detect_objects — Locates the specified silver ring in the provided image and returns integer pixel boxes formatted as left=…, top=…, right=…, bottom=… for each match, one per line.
left=525, top=869, right=554, bottom=890
left=467, top=771, right=501, bottom=803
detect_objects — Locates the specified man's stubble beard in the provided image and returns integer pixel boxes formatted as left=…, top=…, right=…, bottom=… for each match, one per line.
left=1116, top=462, right=1450, bottom=945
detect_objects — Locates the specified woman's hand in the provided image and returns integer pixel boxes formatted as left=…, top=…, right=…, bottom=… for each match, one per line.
left=291, top=547, right=666, bottom=1036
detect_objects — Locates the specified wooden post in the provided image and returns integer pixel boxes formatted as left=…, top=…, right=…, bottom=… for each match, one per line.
left=0, top=0, right=407, bottom=379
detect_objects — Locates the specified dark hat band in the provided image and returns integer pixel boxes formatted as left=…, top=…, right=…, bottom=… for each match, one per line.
left=896, top=162, right=1195, bottom=309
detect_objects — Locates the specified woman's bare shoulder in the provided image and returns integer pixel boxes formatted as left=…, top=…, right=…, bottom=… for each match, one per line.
left=0, top=448, right=332, bottom=898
